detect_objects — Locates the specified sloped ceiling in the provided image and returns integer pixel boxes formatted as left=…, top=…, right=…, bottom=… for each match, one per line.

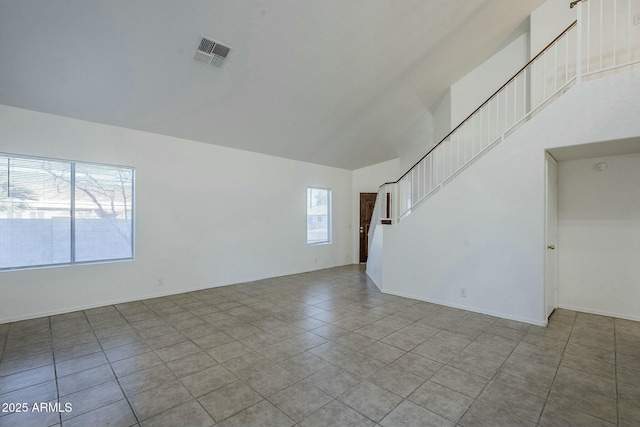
left=0, top=0, right=544, bottom=170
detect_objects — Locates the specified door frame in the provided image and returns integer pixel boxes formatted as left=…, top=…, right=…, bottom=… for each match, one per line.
left=359, top=193, right=377, bottom=263
left=544, top=152, right=559, bottom=319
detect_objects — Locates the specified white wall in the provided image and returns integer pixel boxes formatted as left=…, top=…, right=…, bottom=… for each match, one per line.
left=393, top=32, right=530, bottom=190
left=367, top=0, right=576, bottom=236
left=530, top=0, right=576, bottom=55
left=382, top=134, right=548, bottom=324
left=396, top=114, right=435, bottom=173
left=450, top=32, right=530, bottom=126
left=0, top=105, right=353, bottom=323
left=432, top=89, right=452, bottom=143
left=380, top=70, right=640, bottom=325
left=351, top=158, right=399, bottom=263
left=395, top=4, right=540, bottom=188
left=366, top=224, right=384, bottom=290
left=558, top=153, right=640, bottom=321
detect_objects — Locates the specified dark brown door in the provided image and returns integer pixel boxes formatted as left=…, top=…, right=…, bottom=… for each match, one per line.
left=359, top=193, right=377, bottom=263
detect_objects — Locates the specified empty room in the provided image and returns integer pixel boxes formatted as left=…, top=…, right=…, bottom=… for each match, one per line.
left=1, top=0, right=639, bottom=426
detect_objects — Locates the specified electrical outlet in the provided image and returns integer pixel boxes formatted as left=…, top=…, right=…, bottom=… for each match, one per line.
left=460, top=288, right=467, bottom=298
left=635, top=13, right=640, bottom=25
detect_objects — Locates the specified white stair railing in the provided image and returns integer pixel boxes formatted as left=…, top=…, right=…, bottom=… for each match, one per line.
left=577, top=0, right=640, bottom=81
left=372, top=0, right=639, bottom=227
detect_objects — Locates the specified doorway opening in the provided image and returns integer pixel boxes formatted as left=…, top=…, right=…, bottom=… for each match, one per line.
left=359, top=193, right=377, bottom=263
left=547, top=138, right=640, bottom=321
left=545, top=152, right=558, bottom=320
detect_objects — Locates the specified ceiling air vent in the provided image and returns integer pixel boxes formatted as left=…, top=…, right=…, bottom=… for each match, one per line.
left=194, top=37, right=231, bottom=68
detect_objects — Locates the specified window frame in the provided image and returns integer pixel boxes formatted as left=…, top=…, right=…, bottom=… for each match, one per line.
left=306, top=186, right=332, bottom=246
left=0, top=152, right=135, bottom=271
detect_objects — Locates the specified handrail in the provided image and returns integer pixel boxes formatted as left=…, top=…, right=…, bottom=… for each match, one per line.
left=379, top=20, right=578, bottom=190
left=372, top=0, right=638, bottom=229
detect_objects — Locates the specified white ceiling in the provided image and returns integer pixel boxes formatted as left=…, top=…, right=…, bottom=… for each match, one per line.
left=0, top=0, right=544, bottom=170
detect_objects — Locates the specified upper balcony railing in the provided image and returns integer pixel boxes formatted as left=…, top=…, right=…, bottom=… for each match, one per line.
left=371, top=0, right=639, bottom=231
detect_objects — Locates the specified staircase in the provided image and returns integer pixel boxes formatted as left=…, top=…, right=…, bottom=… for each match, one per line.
left=366, top=0, right=640, bottom=325
left=369, top=0, right=639, bottom=234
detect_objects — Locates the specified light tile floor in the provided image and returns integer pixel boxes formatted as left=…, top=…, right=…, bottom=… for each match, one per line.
left=0, top=265, right=639, bottom=426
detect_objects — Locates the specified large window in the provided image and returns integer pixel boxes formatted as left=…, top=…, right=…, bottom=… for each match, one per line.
left=307, top=187, right=331, bottom=245
left=0, top=154, right=134, bottom=270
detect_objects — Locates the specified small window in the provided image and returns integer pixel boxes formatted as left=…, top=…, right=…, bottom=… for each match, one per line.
left=307, top=187, right=331, bottom=245
left=0, top=153, right=134, bottom=270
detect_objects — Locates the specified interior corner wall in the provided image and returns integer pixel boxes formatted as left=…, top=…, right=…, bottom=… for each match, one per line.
left=351, top=159, right=399, bottom=264
left=397, top=114, right=435, bottom=173
left=0, top=105, right=353, bottom=323
left=381, top=70, right=640, bottom=325
left=432, top=89, right=452, bottom=143
left=558, top=153, right=640, bottom=321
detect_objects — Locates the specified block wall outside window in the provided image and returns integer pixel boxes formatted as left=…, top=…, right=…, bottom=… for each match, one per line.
left=0, top=153, right=134, bottom=270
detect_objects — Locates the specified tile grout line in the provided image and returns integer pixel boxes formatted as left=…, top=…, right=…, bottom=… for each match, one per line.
left=534, top=312, right=576, bottom=426
left=0, top=334, right=53, bottom=394
left=302, top=310, right=530, bottom=425
left=113, top=304, right=148, bottom=427
left=2, top=294, right=480, bottom=424
left=0, top=324, right=7, bottom=364
left=280, top=308, right=400, bottom=425
left=393, top=314, right=487, bottom=425
left=444, top=318, right=532, bottom=426
left=48, top=315, right=63, bottom=427
left=142, top=299, right=222, bottom=427
left=3, top=267, right=636, bottom=426
left=539, top=313, right=623, bottom=426
left=614, top=319, right=619, bottom=427
left=127, top=300, right=199, bottom=425
left=129, top=295, right=268, bottom=425
left=87, top=306, right=141, bottom=427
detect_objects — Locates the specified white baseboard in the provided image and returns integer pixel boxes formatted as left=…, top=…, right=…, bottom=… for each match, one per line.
left=0, top=283, right=221, bottom=324
left=0, top=263, right=357, bottom=324
left=383, top=289, right=548, bottom=327
left=558, top=304, right=640, bottom=322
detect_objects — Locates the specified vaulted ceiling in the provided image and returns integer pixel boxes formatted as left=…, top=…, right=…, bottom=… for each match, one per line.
left=0, top=0, right=544, bottom=169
